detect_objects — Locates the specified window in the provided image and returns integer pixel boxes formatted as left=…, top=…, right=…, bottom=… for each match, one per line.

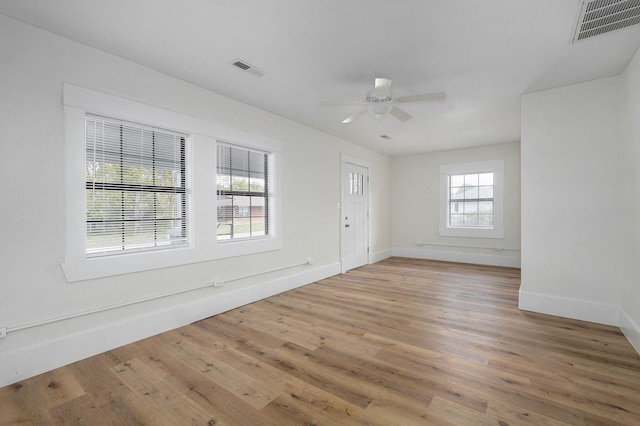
left=85, top=115, right=188, bottom=257
left=349, top=172, right=364, bottom=196
left=439, top=160, right=504, bottom=238
left=63, top=83, right=282, bottom=282
left=216, top=143, right=270, bottom=241
left=448, top=172, right=494, bottom=228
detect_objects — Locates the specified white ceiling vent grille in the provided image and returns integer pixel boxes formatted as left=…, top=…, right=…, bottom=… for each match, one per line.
left=572, top=0, right=640, bottom=43
left=231, top=59, right=265, bottom=78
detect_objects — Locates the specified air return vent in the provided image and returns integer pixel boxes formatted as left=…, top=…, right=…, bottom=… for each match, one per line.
left=572, top=0, right=640, bottom=42
left=231, top=59, right=265, bottom=78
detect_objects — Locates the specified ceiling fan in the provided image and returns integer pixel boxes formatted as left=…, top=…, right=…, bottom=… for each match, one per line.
left=320, top=78, right=446, bottom=124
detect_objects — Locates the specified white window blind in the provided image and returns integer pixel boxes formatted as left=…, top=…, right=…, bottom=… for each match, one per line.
left=85, top=115, right=188, bottom=257
left=216, top=143, right=269, bottom=241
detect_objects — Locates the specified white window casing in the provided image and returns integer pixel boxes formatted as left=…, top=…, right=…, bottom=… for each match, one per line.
left=439, top=159, right=505, bottom=239
left=62, top=83, right=281, bottom=282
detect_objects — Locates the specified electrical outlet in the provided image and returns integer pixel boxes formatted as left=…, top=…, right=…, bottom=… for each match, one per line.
left=213, top=280, right=225, bottom=288
left=0, top=327, right=7, bottom=339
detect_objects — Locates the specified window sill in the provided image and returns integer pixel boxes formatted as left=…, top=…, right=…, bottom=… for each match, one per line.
left=439, top=225, right=504, bottom=239
left=62, top=83, right=282, bottom=282
left=61, top=234, right=283, bottom=282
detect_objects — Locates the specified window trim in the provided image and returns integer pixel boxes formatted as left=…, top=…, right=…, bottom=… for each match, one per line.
left=62, top=83, right=282, bottom=282
left=439, top=160, right=505, bottom=239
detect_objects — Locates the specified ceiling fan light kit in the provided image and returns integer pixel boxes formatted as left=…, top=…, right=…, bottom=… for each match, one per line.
left=365, top=88, right=394, bottom=120
left=323, top=78, right=446, bottom=124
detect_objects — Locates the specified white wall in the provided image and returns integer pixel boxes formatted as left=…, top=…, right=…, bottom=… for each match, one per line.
left=520, top=76, right=621, bottom=326
left=391, top=142, right=521, bottom=267
left=620, top=47, right=640, bottom=351
left=0, top=15, right=391, bottom=386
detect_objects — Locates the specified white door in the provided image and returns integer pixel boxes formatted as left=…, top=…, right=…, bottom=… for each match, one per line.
left=341, top=162, right=369, bottom=272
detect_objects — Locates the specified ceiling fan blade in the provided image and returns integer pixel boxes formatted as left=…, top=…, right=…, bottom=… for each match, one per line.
left=319, top=99, right=364, bottom=105
left=342, top=109, right=367, bottom=124
left=396, top=92, right=446, bottom=103
left=374, top=78, right=392, bottom=98
left=389, top=106, right=412, bottom=121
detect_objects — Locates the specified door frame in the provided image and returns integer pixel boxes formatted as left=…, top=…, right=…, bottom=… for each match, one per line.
left=340, top=154, right=372, bottom=273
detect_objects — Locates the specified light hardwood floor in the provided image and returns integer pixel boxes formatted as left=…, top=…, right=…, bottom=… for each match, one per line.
left=2, top=258, right=640, bottom=425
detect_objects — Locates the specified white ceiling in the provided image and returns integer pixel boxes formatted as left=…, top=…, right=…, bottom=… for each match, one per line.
left=1, top=0, right=639, bottom=156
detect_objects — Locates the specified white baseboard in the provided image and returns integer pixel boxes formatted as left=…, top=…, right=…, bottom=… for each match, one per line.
left=369, top=248, right=392, bottom=264
left=620, top=308, right=640, bottom=355
left=392, top=247, right=521, bottom=268
left=0, top=262, right=341, bottom=388
left=518, top=289, right=620, bottom=326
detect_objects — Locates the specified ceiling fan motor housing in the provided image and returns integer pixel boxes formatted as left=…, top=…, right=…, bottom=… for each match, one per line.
left=366, top=89, right=394, bottom=119
left=325, top=78, right=445, bottom=123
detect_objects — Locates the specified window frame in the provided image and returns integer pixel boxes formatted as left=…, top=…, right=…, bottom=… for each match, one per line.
left=84, top=114, right=189, bottom=257
left=439, top=160, right=505, bottom=239
left=62, top=83, right=282, bottom=282
left=216, top=142, right=273, bottom=242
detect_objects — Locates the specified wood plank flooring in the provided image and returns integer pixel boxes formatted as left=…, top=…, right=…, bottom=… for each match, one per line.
left=2, top=257, right=640, bottom=425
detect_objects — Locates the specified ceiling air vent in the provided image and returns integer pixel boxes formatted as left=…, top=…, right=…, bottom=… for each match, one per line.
left=231, top=59, right=265, bottom=78
left=572, top=0, right=640, bottom=43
